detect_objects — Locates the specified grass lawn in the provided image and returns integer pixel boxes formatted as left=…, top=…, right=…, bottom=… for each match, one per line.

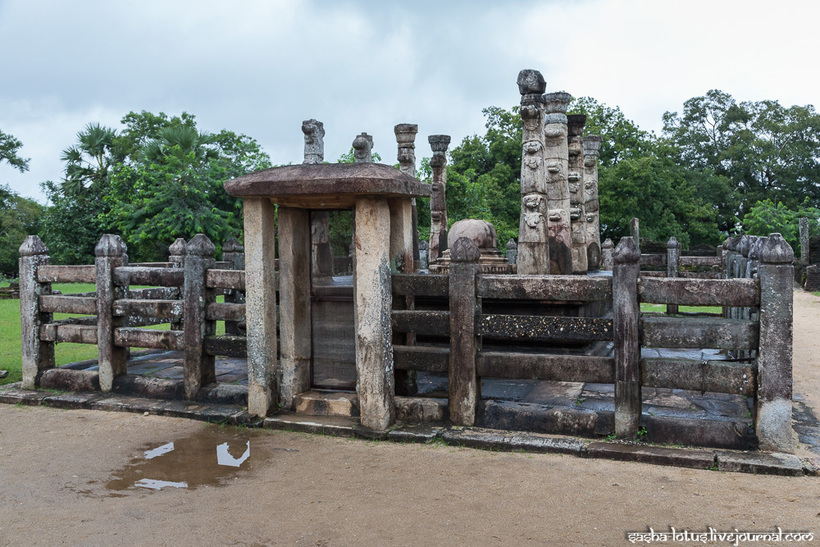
left=0, top=282, right=225, bottom=386
left=640, top=303, right=723, bottom=314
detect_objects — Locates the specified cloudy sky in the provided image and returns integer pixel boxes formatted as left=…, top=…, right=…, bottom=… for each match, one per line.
left=1, top=0, right=817, bottom=203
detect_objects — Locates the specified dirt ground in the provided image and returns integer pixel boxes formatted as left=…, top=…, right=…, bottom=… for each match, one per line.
left=1, top=289, right=820, bottom=546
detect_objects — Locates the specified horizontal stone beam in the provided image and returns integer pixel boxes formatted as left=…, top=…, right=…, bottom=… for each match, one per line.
left=39, top=295, right=97, bottom=315
left=477, top=275, right=612, bottom=301
left=641, top=357, right=756, bottom=396
left=113, top=267, right=184, bottom=287
left=205, top=302, right=246, bottom=322
left=391, top=310, right=450, bottom=336
left=203, top=335, right=248, bottom=358
left=641, top=316, right=758, bottom=350
left=477, top=352, right=614, bottom=383
left=393, top=345, right=449, bottom=372
left=113, top=327, right=183, bottom=350
left=391, top=273, right=448, bottom=297
left=639, top=277, right=759, bottom=307
left=36, top=265, right=95, bottom=284
left=39, top=323, right=98, bottom=344
left=478, top=314, right=613, bottom=341
left=206, top=269, right=247, bottom=291
left=113, top=299, right=183, bottom=321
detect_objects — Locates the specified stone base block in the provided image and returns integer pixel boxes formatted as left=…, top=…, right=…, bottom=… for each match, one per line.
left=586, top=442, right=716, bottom=469
left=293, top=390, right=359, bottom=417
left=716, top=451, right=804, bottom=476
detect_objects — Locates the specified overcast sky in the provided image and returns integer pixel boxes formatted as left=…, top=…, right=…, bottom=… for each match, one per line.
left=1, top=0, right=817, bottom=203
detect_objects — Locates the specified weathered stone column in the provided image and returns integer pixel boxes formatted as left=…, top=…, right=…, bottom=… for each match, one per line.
left=243, top=198, right=278, bottom=417
left=302, top=119, right=324, bottom=165
left=583, top=135, right=603, bottom=270
left=601, top=238, right=614, bottom=271
left=19, top=236, right=54, bottom=389
left=543, top=91, right=573, bottom=274
left=418, top=240, right=429, bottom=270
left=567, top=114, right=588, bottom=273
left=389, top=195, right=417, bottom=396
left=223, top=238, right=245, bottom=336
left=799, top=217, right=810, bottom=265
left=448, top=237, right=481, bottom=426
left=428, top=135, right=451, bottom=263
left=183, top=234, right=216, bottom=399
left=506, top=238, right=518, bottom=266
left=96, top=234, right=128, bottom=392
left=666, top=236, right=680, bottom=315
left=303, top=120, right=333, bottom=279
left=395, top=123, right=420, bottom=272
left=353, top=197, right=395, bottom=430
left=613, top=237, right=641, bottom=438
left=756, top=233, right=794, bottom=453
left=517, top=69, right=549, bottom=274
left=353, top=132, right=374, bottom=163
left=630, top=218, right=640, bottom=251
left=278, top=207, right=312, bottom=409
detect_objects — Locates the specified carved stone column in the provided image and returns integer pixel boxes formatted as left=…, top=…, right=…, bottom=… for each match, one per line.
left=583, top=135, right=603, bottom=270
left=353, top=132, right=374, bottom=163
left=304, top=120, right=333, bottom=279
left=516, top=69, right=549, bottom=274
left=395, top=123, right=420, bottom=271
left=428, top=135, right=451, bottom=263
left=543, top=91, right=573, bottom=274
left=567, top=114, right=587, bottom=273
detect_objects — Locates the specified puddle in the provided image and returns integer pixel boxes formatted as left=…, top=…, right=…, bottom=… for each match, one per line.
left=103, top=426, right=295, bottom=493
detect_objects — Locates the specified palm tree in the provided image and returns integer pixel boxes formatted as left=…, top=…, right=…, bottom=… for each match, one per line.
left=60, top=123, right=117, bottom=195
left=140, top=126, right=217, bottom=164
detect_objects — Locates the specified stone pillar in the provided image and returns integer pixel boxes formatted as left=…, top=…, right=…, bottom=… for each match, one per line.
left=428, top=135, right=451, bottom=263
left=630, top=218, right=640, bottom=251
left=395, top=123, right=420, bottom=272
left=517, top=69, right=549, bottom=274
left=353, top=197, right=395, bottom=431
left=543, top=91, right=573, bottom=274
left=353, top=132, right=374, bottom=163
left=169, top=238, right=186, bottom=268
left=244, top=198, right=278, bottom=417
left=506, top=238, right=518, bottom=266
left=418, top=240, right=429, bottom=270
left=302, top=119, right=324, bottom=165
left=183, top=234, right=216, bottom=399
left=666, top=236, right=680, bottom=315
left=756, top=233, right=794, bottom=453
left=96, top=234, right=129, bottom=392
left=278, top=207, right=312, bottom=409
left=389, top=196, right=417, bottom=396
left=601, top=238, right=614, bottom=271
left=567, top=114, right=588, bottom=273
left=223, top=238, right=245, bottom=336
left=19, top=236, right=54, bottom=389
left=303, top=120, right=333, bottom=279
left=613, top=237, right=641, bottom=438
left=448, top=237, right=481, bottom=426
left=583, top=135, right=603, bottom=270
left=800, top=217, right=810, bottom=265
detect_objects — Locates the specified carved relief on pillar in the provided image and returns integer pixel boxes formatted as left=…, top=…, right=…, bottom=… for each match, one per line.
left=567, top=114, right=587, bottom=273
left=543, top=91, right=572, bottom=274
left=302, top=119, right=325, bottom=165
left=428, top=134, right=451, bottom=263
left=519, top=192, right=548, bottom=243
left=394, top=124, right=418, bottom=177
left=583, top=135, right=603, bottom=270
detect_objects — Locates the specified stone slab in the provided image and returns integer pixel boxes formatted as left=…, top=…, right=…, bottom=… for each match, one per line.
left=42, top=392, right=105, bottom=410
left=0, top=385, right=49, bottom=405
left=262, top=414, right=358, bottom=438
left=293, top=390, right=359, bottom=417
left=587, top=442, right=716, bottom=469
left=716, top=450, right=804, bottom=476
left=388, top=425, right=444, bottom=444
left=442, top=428, right=586, bottom=455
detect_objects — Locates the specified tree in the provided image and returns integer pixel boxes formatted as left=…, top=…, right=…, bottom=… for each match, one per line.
left=0, top=185, right=43, bottom=276
left=741, top=198, right=820, bottom=256
left=0, top=129, right=30, bottom=172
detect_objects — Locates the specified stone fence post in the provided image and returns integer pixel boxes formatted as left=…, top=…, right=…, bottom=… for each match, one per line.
left=183, top=234, right=216, bottom=399
left=169, top=238, right=186, bottom=268
left=96, top=234, right=128, bottom=392
left=222, top=237, right=245, bottom=336
left=756, top=233, right=794, bottom=452
left=19, top=236, right=54, bottom=388
left=630, top=218, right=640, bottom=252
left=613, top=236, right=641, bottom=438
left=800, top=217, right=809, bottom=266
left=666, top=236, right=680, bottom=315
left=448, top=237, right=481, bottom=426
left=601, top=238, right=614, bottom=271
left=506, top=239, right=517, bottom=266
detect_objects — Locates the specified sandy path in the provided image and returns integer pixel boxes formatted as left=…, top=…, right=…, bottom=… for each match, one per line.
left=0, top=288, right=818, bottom=546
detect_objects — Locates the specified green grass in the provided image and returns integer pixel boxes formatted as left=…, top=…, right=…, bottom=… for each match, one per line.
left=0, top=282, right=225, bottom=386
left=640, top=303, right=723, bottom=314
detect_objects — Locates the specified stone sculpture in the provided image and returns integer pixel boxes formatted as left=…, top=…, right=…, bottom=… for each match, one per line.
left=428, top=134, right=451, bottom=263
left=583, top=135, right=603, bottom=270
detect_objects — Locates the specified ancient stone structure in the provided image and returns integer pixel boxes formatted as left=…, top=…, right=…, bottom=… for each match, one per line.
left=543, top=91, right=573, bottom=274
left=428, top=219, right=514, bottom=274
left=601, top=238, right=614, bottom=270
left=428, top=134, right=451, bottom=263
left=567, top=114, right=587, bottom=273
left=583, top=135, right=603, bottom=270
left=302, top=119, right=325, bottom=165
left=303, top=120, right=333, bottom=279
left=352, top=132, right=373, bottom=163
left=516, top=69, right=549, bottom=274
left=395, top=124, right=420, bottom=271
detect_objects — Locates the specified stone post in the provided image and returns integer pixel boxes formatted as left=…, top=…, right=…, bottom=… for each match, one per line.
left=799, top=217, right=810, bottom=265
left=169, top=238, right=186, bottom=268
left=278, top=207, right=312, bottom=409
left=389, top=195, right=417, bottom=395
left=96, top=234, right=129, bottom=392
left=395, top=123, right=420, bottom=272
left=353, top=197, right=395, bottom=431
left=302, top=119, right=324, bottom=165
left=583, top=135, right=603, bottom=270
left=223, top=237, right=245, bottom=336
left=19, top=236, right=54, bottom=389
left=418, top=240, right=429, bottom=270
left=353, top=132, right=374, bottom=163
left=567, top=114, right=588, bottom=273
left=756, top=233, right=794, bottom=453
left=448, top=237, right=481, bottom=426
left=303, top=120, right=333, bottom=280
left=601, top=238, right=614, bottom=271
left=666, top=236, right=680, bottom=315
left=517, top=69, right=549, bottom=274
left=506, top=238, right=518, bottom=266
left=543, top=91, right=573, bottom=274
left=428, top=135, right=451, bottom=263
left=183, top=234, right=216, bottom=399
left=630, top=218, right=640, bottom=251
left=613, top=237, right=641, bottom=438
left=244, top=198, right=278, bottom=417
